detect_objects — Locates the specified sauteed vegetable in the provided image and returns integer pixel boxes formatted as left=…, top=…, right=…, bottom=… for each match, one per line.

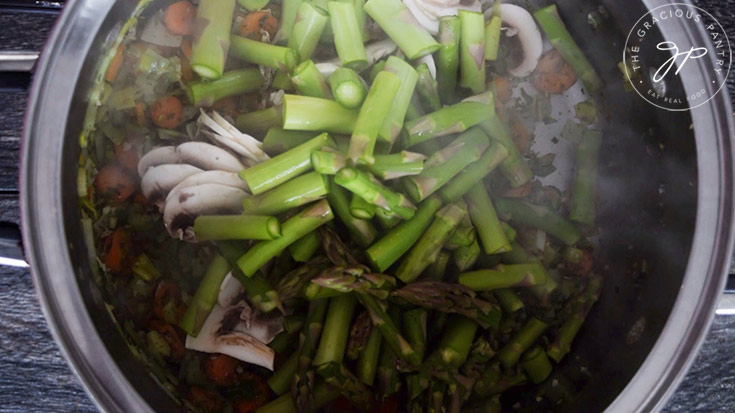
left=78, top=0, right=605, bottom=411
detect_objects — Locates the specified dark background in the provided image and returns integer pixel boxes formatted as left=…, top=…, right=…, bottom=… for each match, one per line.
left=0, top=1, right=734, bottom=412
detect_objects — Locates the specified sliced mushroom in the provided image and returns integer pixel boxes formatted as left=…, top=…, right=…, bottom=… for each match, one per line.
left=416, top=54, right=437, bottom=79
left=163, top=183, right=248, bottom=241
left=176, top=141, right=246, bottom=172
left=403, top=0, right=481, bottom=34
left=141, top=164, right=204, bottom=205
left=166, top=170, right=249, bottom=205
left=488, top=4, right=543, bottom=78
left=198, top=110, right=270, bottom=163
left=218, top=273, right=244, bottom=308
left=137, top=146, right=178, bottom=177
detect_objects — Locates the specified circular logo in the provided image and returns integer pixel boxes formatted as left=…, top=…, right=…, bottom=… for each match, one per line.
left=623, top=3, right=731, bottom=111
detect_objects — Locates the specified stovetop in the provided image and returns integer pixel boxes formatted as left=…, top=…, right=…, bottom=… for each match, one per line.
left=0, top=1, right=734, bottom=412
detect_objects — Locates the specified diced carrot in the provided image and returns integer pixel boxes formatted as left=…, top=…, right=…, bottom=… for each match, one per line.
left=507, top=111, right=531, bottom=153
left=164, top=1, right=196, bottom=36
left=206, top=354, right=240, bottom=387
left=212, top=97, right=239, bottom=119
left=239, top=11, right=278, bottom=40
left=150, top=96, right=183, bottom=129
left=95, top=165, right=135, bottom=203
left=105, top=44, right=125, bottom=83
left=180, top=36, right=193, bottom=60
left=492, top=76, right=512, bottom=103
left=531, top=50, right=577, bottom=94
left=188, top=387, right=222, bottom=413
left=134, top=101, right=147, bottom=127
left=149, top=319, right=186, bottom=361
left=115, top=144, right=139, bottom=172
left=153, top=280, right=184, bottom=324
left=103, top=228, right=130, bottom=273
left=180, top=54, right=194, bottom=82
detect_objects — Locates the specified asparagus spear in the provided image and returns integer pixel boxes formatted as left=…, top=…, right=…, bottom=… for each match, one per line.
left=190, top=0, right=236, bottom=79
left=364, top=0, right=440, bottom=59
left=290, top=297, right=328, bottom=411
left=272, top=70, right=295, bottom=90
left=262, top=129, right=317, bottom=156
left=329, top=1, right=368, bottom=70
left=236, top=107, right=283, bottom=139
left=497, top=317, right=548, bottom=369
left=547, top=274, right=602, bottom=362
left=312, top=293, right=358, bottom=366
left=366, top=196, right=443, bottom=271
left=237, top=200, right=334, bottom=276
left=311, top=266, right=397, bottom=299
left=347, top=71, right=401, bottom=165
left=311, top=148, right=346, bottom=175
left=458, top=10, right=486, bottom=93
left=326, top=180, right=378, bottom=247
left=193, top=215, right=281, bottom=241
left=437, top=16, right=461, bottom=104
left=484, top=15, right=502, bottom=61
left=437, top=315, right=478, bottom=368
left=534, top=5, right=604, bottom=92
left=454, top=239, right=481, bottom=271
left=377, top=344, right=401, bottom=398
left=480, top=115, right=533, bottom=187
left=379, top=57, right=419, bottom=143
left=444, top=218, right=475, bottom=250
left=350, top=193, right=376, bottom=219
left=268, top=352, right=299, bottom=395
left=495, top=289, right=524, bottom=313
left=347, top=310, right=373, bottom=360
left=274, top=256, right=331, bottom=303
left=359, top=293, right=422, bottom=367
left=402, top=308, right=428, bottom=362
left=415, top=62, right=441, bottom=112
left=241, top=172, right=329, bottom=215
left=459, top=263, right=548, bottom=291
left=288, top=231, right=321, bottom=262
left=231, top=35, right=298, bottom=71
left=316, top=361, right=376, bottom=407
left=466, top=184, right=511, bottom=254
left=258, top=381, right=336, bottom=413
left=369, top=151, right=426, bottom=180
left=403, top=128, right=489, bottom=202
left=291, top=60, right=332, bottom=98
left=424, top=250, right=450, bottom=280
left=282, top=94, right=359, bottom=134
left=240, top=132, right=331, bottom=195
left=216, top=241, right=283, bottom=313
left=357, top=324, right=383, bottom=385
left=570, top=129, right=602, bottom=225
left=405, top=93, right=425, bottom=121
left=178, top=254, right=230, bottom=336
left=288, top=1, right=329, bottom=61
left=238, top=0, right=269, bottom=10
left=335, top=167, right=416, bottom=220
left=461, top=337, right=496, bottom=378
left=274, top=0, right=303, bottom=43
left=521, top=345, right=553, bottom=384
left=269, top=314, right=306, bottom=353
left=440, top=140, right=507, bottom=201
left=328, top=67, right=368, bottom=109
left=391, top=281, right=501, bottom=328
left=494, top=198, right=581, bottom=245
left=404, top=91, right=494, bottom=148
left=187, top=69, right=264, bottom=106
left=374, top=207, right=402, bottom=230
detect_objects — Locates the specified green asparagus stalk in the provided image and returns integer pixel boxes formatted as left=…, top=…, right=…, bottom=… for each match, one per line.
left=178, top=254, right=230, bottom=336
left=316, top=361, right=375, bottom=407
left=269, top=314, right=306, bottom=353
left=403, top=128, right=489, bottom=202
left=304, top=283, right=342, bottom=300
left=570, top=129, right=602, bottom=225
left=461, top=337, right=496, bottom=378
left=368, top=60, right=387, bottom=83
left=190, top=0, right=236, bottom=79
left=241, top=172, right=329, bottom=215
left=454, top=239, right=481, bottom=271
left=379, top=57, right=419, bottom=143
left=374, top=207, right=402, bottom=230
left=236, top=106, right=283, bottom=139
left=415, top=62, right=441, bottom=112
left=405, top=93, right=425, bottom=121
left=466, top=184, right=510, bottom=254
left=547, top=274, right=602, bottom=362
left=437, top=16, right=461, bottom=104
left=458, top=10, right=486, bottom=93
left=357, top=325, right=383, bottom=385
left=312, top=293, right=358, bottom=366
left=274, top=256, right=331, bottom=302
left=328, top=67, right=368, bottom=109
left=268, top=352, right=299, bottom=395
left=494, top=198, right=581, bottom=245
left=272, top=70, right=295, bottom=90
left=347, top=70, right=401, bottom=165
left=497, top=317, right=548, bottom=369
left=364, top=0, right=439, bottom=59
left=369, top=151, right=426, bottom=180
left=282, top=94, right=359, bottom=134
left=459, top=263, right=548, bottom=291
left=291, top=297, right=329, bottom=412
left=347, top=311, right=373, bottom=360
left=193, top=215, right=281, bottom=241
left=329, top=1, right=368, bottom=70
left=187, top=69, right=264, bottom=106
left=274, top=0, right=303, bottom=43
left=501, top=222, right=517, bottom=243
left=237, top=200, right=334, bottom=276
left=240, top=132, right=332, bottom=195
left=366, top=196, right=443, bottom=271
left=257, top=381, right=336, bottom=413
left=262, top=128, right=318, bottom=156
left=440, top=141, right=508, bottom=202
left=402, top=308, right=427, bottom=362
left=326, top=180, right=378, bottom=247
left=404, top=91, right=494, bottom=148
left=335, top=167, right=416, bottom=219
left=350, top=194, right=376, bottom=219
left=392, top=280, right=501, bottom=328
left=480, top=115, right=533, bottom=187
left=238, top=0, right=269, bottom=11
left=231, top=35, right=298, bottom=71
left=534, top=5, right=604, bottom=92
left=291, top=60, right=332, bottom=98
left=377, top=344, right=401, bottom=398
left=424, top=250, right=450, bottom=280
left=501, top=241, right=538, bottom=265
left=521, top=345, right=553, bottom=384
left=312, top=266, right=397, bottom=299
left=437, top=315, right=478, bottom=368
left=216, top=241, right=283, bottom=313
left=358, top=293, right=422, bottom=367
left=495, top=289, right=524, bottom=313
left=311, top=148, right=346, bottom=175
left=288, top=1, right=329, bottom=61
left=288, top=231, right=321, bottom=262
left=484, top=15, right=502, bottom=61
left=444, top=219, right=475, bottom=250
left=395, top=203, right=466, bottom=282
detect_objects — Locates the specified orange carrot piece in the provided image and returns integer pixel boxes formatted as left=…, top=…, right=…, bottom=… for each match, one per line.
left=149, top=319, right=186, bottom=360
left=103, top=228, right=130, bottom=273
left=150, top=96, right=183, bottom=129
left=105, top=44, right=125, bottom=83
left=164, top=1, right=196, bottom=36
left=180, top=36, right=193, bottom=60
left=115, top=144, right=139, bottom=172
left=493, top=76, right=512, bottom=103
left=153, top=280, right=184, bottom=323
left=239, top=11, right=279, bottom=39
left=95, top=165, right=135, bottom=203
left=531, top=50, right=577, bottom=94
left=188, top=387, right=222, bottom=413
left=205, top=354, right=240, bottom=386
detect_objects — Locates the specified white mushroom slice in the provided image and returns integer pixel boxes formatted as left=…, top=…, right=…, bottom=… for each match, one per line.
left=163, top=183, right=247, bottom=241
left=185, top=305, right=276, bottom=370
left=403, top=0, right=481, bottom=34
left=141, top=164, right=203, bottom=205
left=227, top=300, right=284, bottom=344
left=137, top=146, right=178, bottom=177
left=488, top=4, right=543, bottom=78
left=316, top=62, right=341, bottom=78
left=199, top=110, right=270, bottom=163
left=176, top=141, right=246, bottom=172
left=218, top=273, right=244, bottom=308
left=166, top=170, right=249, bottom=204
left=416, top=54, right=437, bottom=79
